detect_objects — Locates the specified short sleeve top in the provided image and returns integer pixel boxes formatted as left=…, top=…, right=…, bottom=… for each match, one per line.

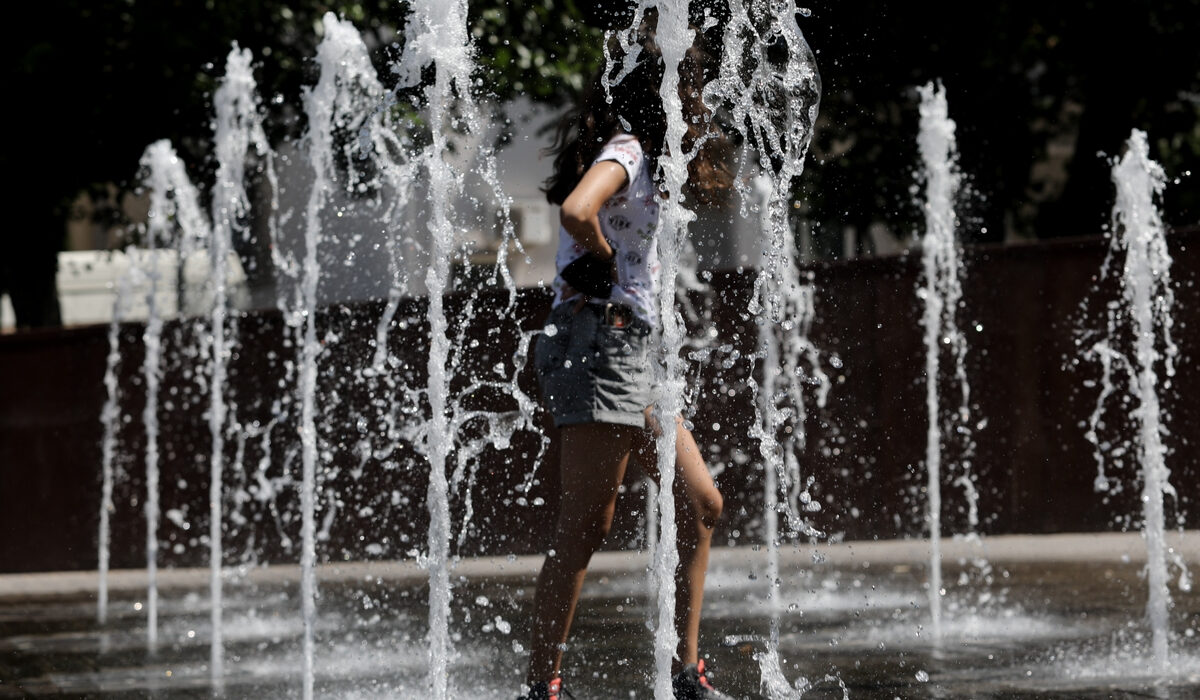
left=551, top=134, right=662, bottom=324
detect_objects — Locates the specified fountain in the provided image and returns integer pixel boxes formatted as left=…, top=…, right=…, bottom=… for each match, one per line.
left=4, top=3, right=1199, bottom=700
left=645, top=2, right=692, bottom=694
left=1083, top=128, right=1191, bottom=671
left=98, top=139, right=212, bottom=639
left=96, top=266, right=130, bottom=627
left=695, top=1, right=828, bottom=692
left=207, top=43, right=269, bottom=681
left=914, top=81, right=976, bottom=641
left=138, top=142, right=175, bottom=652
left=397, top=3, right=471, bottom=694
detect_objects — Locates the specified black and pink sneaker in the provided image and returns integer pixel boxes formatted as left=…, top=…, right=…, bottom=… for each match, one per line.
left=516, top=678, right=574, bottom=700
left=672, top=659, right=734, bottom=699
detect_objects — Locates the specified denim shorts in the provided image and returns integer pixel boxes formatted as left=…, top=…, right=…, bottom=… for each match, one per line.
left=534, top=303, right=654, bottom=428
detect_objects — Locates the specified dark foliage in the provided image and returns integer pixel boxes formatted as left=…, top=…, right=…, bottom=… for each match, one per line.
left=799, top=1, right=1199, bottom=248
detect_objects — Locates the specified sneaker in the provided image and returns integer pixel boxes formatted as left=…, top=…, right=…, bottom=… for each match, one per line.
left=672, top=659, right=734, bottom=699
left=517, top=678, right=574, bottom=700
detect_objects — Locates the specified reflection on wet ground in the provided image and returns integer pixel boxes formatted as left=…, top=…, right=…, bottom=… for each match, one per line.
left=1, top=535, right=1197, bottom=699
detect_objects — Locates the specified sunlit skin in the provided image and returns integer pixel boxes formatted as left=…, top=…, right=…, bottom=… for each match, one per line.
left=559, top=160, right=622, bottom=259
left=526, top=158, right=724, bottom=685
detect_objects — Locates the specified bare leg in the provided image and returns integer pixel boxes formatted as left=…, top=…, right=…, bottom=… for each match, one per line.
left=526, top=423, right=633, bottom=684
left=635, top=411, right=724, bottom=673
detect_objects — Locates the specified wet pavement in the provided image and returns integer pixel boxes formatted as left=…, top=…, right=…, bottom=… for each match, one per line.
left=1, top=533, right=1197, bottom=699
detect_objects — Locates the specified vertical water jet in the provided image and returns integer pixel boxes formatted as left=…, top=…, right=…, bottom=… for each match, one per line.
left=1086, top=128, right=1182, bottom=671
left=97, top=268, right=131, bottom=626
left=293, top=15, right=399, bottom=692
left=132, top=139, right=211, bottom=648
left=915, top=81, right=968, bottom=641
left=645, top=3, right=693, bottom=694
left=207, top=43, right=266, bottom=681
left=297, top=19, right=348, bottom=695
left=138, top=145, right=171, bottom=651
left=702, top=3, right=823, bottom=692
left=390, top=2, right=476, bottom=694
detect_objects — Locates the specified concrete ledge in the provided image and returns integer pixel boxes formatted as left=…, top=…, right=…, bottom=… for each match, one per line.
left=2, top=531, right=1194, bottom=600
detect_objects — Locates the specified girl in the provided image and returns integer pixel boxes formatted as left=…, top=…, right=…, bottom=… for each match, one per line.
left=519, top=15, right=733, bottom=700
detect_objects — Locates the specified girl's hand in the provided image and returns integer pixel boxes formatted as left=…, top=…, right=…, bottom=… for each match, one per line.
left=561, top=252, right=616, bottom=299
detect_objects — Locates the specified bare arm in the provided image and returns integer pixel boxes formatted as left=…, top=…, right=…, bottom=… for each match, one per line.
left=559, top=160, right=627, bottom=260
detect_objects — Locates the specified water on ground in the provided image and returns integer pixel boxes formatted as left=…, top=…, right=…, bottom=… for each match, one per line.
left=2, top=538, right=1198, bottom=699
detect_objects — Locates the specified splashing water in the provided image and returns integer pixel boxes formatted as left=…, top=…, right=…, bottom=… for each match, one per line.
left=238, top=9, right=527, bottom=696
left=140, top=245, right=162, bottom=653
left=88, top=7, right=536, bottom=696
left=138, top=144, right=176, bottom=650
left=390, top=1, right=480, bottom=695
left=756, top=643, right=849, bottom=700
left=205, top=43, right=268, bottom=680
left=650, top=3, right=693, bottom=694
left=278, top=31, right=403, bottom=689
left=703, top=3, right=825, bottom=693
left=915, top=81, right=973, bottom=641
left=130, top=140, right=212, bottom=648
left=356, top=51, right=420, bottom=377
left=1084, top=128, right=1186, bottom=671
left=93, top=6, right=840, bottom=698
left=295, top=15, right=389, bottom=697
left=599, top=3, right=715, bottom=693
left=601, top=2, right=825, bottom=693
left=750, top=175, right=828, bottom=646
left=96, top=267, right=131, bottom=626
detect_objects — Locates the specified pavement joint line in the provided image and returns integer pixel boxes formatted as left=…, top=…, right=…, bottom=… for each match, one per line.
left=1, top=531, right=1194, bottom=600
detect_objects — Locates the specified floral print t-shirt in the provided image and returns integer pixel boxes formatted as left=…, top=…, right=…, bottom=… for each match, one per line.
left=551, top=133, right=661, bottom=325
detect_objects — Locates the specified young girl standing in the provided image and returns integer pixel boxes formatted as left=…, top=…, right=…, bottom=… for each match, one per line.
left=519, top=15, right=733, bottom=700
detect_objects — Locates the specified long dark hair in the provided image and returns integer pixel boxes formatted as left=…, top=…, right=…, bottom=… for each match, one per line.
left=542, top=13, right=731, bottom=207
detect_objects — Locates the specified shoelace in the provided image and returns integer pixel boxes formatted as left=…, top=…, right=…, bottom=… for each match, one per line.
left=547, top=678, right=576, bottom=700
left=696, top=660, right=715, bottom=691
